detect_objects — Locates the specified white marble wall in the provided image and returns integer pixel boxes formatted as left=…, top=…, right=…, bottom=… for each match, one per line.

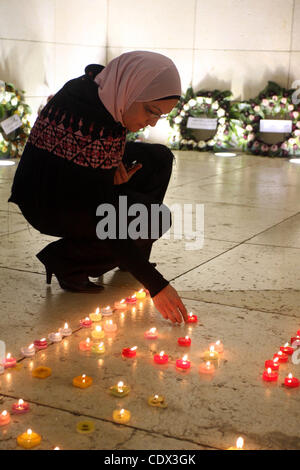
left=0, top=0, right=299, bottom=135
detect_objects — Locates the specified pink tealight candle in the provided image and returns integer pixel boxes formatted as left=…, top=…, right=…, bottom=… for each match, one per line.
left=80, top=317, right=92, bottom=328
left=284, top=373, right=300, bottom=388
left=4, top=353, right=17, bottom=369
left=144, top=328, right=158, bottom=340
left=0, top=410, right=11, bottom=426
left=176, top=355, right=191, bottom=370
left=79, top=338, right=93, bottom=352
left=187, top=312, right=197, bottom=323
left=154, top=351, right=169, bottom=365
left=122, top=346, right=137, bottom=358
left=12, top=399, right=30, bottom=415
left=262, top=368, right=278, bottom=382
left=126, top=295, right=137, bottom=304
left=265, top=358, right=280, bottom=371
left=178, top=336, right=191, bottom=347
left=280, top=343, right=294, bottom=355
left=273, top=351, right=288, bottom=363
left=199, top=361, right=215, bottom=375
left=33, top=338, right=48, bottom=350
left=21, top=343, right=35, bottom=357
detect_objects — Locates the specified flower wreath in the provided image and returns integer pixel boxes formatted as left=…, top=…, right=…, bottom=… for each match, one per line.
left=167, top=86, right=233, bottom=151
left=233, top=81, right=300, bottom=157
left=0, top=81, right=31, bottom=158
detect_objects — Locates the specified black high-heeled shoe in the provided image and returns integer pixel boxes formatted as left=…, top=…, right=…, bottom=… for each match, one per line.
left=37, top=250, right=104, bottom=294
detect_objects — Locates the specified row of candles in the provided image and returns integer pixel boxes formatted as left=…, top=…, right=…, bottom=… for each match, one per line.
left=262, top=331, right=300, bottom=388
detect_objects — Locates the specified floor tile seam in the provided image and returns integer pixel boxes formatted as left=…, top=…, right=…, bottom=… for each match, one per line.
left=177, top=294, right=300, bottom=319
left=0, top=392, right=221, bottom=450
left=0, top=229, right=30, bottom=238
left=169, top=211, right=300, bottom=282
left=244, top=241, right=300, bottom=250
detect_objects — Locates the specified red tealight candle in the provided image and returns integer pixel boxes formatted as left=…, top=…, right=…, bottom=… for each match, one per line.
left=80, top=317, right=92, bottom=328
left=122, top=346, right=137, bottom=358
left=176, top=354, right=191, bottom=370
left=265, top=358, right=280, bottom=371
left=273, top=351, right=288, bottom=363
left=4, top=353, right=17, bottom=369
left=12, top=399, right=30, bottom=415
left=125, top=295, right=137, bottom=304
left=284, top=373, right=300, bottom=388
left=178, top=336, right=191, bottom=347
left=154, top=351, right=169, bottom=365
left=33, top=338, right=48, bottom=350
left=262, top=368, right=278, bottom=382
left=280, top=343, right=294, bottom=355
left=187, top=312, right=197, bottom=323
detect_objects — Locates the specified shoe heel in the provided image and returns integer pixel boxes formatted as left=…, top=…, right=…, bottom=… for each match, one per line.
left=46, top=269, right=53, bottom=285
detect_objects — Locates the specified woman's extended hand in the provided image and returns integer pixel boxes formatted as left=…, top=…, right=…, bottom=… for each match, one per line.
left=152, top=284, right=189, bottom=324
left=114, top=162, right=142, bottom=185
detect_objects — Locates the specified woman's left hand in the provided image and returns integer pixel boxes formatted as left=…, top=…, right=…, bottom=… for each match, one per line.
left=114, top=162, right=142, bottom=185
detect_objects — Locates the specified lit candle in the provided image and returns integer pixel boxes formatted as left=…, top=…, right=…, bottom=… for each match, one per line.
left=32, top=366, right=52, bottom=379
left=0, top=410, right=11, bottom=426
left=17, top=428, right=42, bottom=449
left=203, top=345, right=219, bottom=362
left=114, top=299, right=127, bottom=310
left=91, top=342, right=105, bottom=355
left=273, top=351, right=288, bottom=363
left=284, top=373, right=300, bottom=388
left=103, top=320, right=117, bottom=333
left=144, top=328, right=158, bottom=340
left=79, top=337, right=93, bottom=351
left=154, top=351, right=169, bottom=365
left=101, top=305, right=113, bottom=316
left=280, top=343, right=294, bottom=355
left=80, top=317, right=92, bottom=328
left=34, top=338, right=48, bottom=350
left=227, top=437, right=244, bottom=450
left=109, top=381, right=130, bottom=397
left=12, top=399, right=30, bottom=415
left=262, top=367, right=278, bottom=382
left=135, top=289, right=146, bottom=299
left=20, top=343, right=35, bottom=357
left=89, top=307, right=102, bottom=322
left=209, top=340, right=224, bottom=353
left=122, top=346, right=137, bottom=358
left=187, top=312, right=197, bottom=323
left=72, top=374, right=93, bottom=389
left=177, top=336, right=191, bottom=347
left=112, top=408, right=131, bottom=424
left=3, top=353, right=17, bottom=369
left=264, top=358, right=280, bottom=371
left=48, top=331, right=62, bottom=343
left=59, top=322, right=72, bottom=337
left=91, top=325, right=105, bottom=340
left=176, top=354, right=191, bottom=370
left=147, top=394, right=167, bottom=408
left=199, top=361, right=215, bottom=375
left=126, top=295, right=137, bottom=304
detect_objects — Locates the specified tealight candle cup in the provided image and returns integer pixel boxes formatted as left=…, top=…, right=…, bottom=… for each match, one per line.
left=91, top=326, right=105, bottom=340
left=0, top=410, right=11, bottom=426
left=12, top=399, right=30, bottom=415
left=101, top=306, right=113, bottom=316
left=91, top=342, right=105, bottom=355
left=147, top=395, right=167, bottom=408
left=114, top=299, right=127, bottom=310
left=112, top=409, right=131, bottom=424
left=20, top=343, right=35, bottom=357
left=59, top=323, right=72, bottom=337
left=89, top=308, right=102, bottom=322
left=17, top=429, right=42, bottom=449
left=48, top=332, right=62, bottom=343
left=72, top=374, right=93, bottom=389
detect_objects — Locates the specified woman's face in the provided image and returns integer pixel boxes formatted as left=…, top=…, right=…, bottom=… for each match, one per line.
left=123, top=98, right=178, bottom=132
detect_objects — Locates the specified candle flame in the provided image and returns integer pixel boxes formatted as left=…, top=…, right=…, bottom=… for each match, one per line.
left=64, top=323, right=68, bottom=329
left=54, top=447, right=60, bottom=450
left=118, top=381, right=124, bottom=388
left=159, top=351, right=164, bottom=356
left=120, top=299, right=125, bottom=303
left=29, top=343, right=34, bottom=350
left=7, top=353, right=11, bottom=359
left=27, top=429, right=32, bottom=436
left=131, top=346, right=137, bottom=351
left=95, top=326, right=102, bottom=332
left=278, top=351, right=282, bottom=356
left=138, top=289, right=144, bottom=293
left=274, top=358, right=279, bottom=363
left=216, top=340, right=221, bottom=345
left=267, top=368, right=272, bottom=374
left=288, top=373, right=293, bottom=379
left=182, top=355, right=188, bottom=361
left=209, top=346, right=215, bottom=352
left=1, top=410, right=7, bottom=416
left=120, top=409, right=124, bottom=415
left=284, top=342, right=289, bottom=347
left=86, top=338, right=90, bottom=344
left=132, top=295, right=136, bottom=299
left=132, top=307, right=136, bottom=313
left=18, top=399, right=24, bottom=406
left=106, top=306, right=110, bottom=310
left=154, top=394, right=159, bottom=399
left=236, top=437, right=244, bottom=449
left=95, top=307, right=99, bottom=314
left=121, top=313, right=125, bottom=319
left=206, top=361, right=211, bottom=367
left=41, top=338, right=46, bottom=342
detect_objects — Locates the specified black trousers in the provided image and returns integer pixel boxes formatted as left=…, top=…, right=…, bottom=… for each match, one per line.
left=20, top=142, right=174, bottom=283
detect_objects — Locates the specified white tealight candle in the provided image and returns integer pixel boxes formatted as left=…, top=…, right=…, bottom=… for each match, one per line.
left=20, top=343, right=35, bottom=357
left=101, top=306, right=113, bottom=316
left=59, top=323, right=72, bottom=337
left=48, top=331, right=62, bottom=343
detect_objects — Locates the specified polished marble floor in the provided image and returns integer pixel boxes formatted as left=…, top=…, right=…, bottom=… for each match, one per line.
left=0, top=150, right=300, bottom=450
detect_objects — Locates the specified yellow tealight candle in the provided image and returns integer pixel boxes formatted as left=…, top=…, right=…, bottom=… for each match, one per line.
left=135, top=289, right=146, bottom=299
left=112, top=408, right=131, bottom=424
left=203, top=345, right=219, bottom=362
left=17, top=428, right=42, bottom=449
left=91, top=325, right=105, bottom=340
left=72, top=374, right=93, bottom=389
left=89, top=308, right=102, bottom=322
left=147, top=394, right=167, bottom=408
left=227, top=437, right=244, bottom=450
left=109, top=381, right=130, bottom=397
left=91, top=342, right=105, bottom=355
